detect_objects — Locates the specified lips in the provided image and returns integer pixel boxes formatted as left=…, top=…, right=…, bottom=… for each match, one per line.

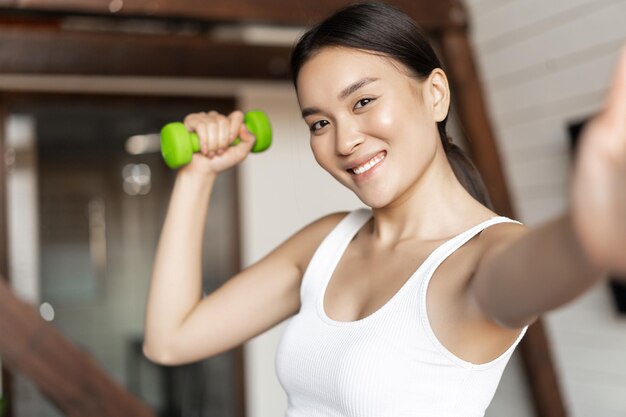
left=347, top=151, right=386, bottom=175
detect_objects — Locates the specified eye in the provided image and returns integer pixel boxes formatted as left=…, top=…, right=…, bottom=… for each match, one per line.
left=354, top=97, right=376, bottom=110
left=310, top=119, right=330, bottom=132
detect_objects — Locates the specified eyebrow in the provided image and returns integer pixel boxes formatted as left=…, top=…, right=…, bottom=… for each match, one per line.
left=300, top=77, right=380, bottom=119
left=339, top=77, right=379, bottom=100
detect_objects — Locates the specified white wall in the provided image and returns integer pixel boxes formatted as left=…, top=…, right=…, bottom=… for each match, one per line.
left=5, top=115, right=40, bottom=304
left=465, top=0, right=626, bottom=415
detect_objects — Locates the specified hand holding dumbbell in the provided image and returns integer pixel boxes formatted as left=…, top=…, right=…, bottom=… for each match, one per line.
left=160, top=110, right=272, bottom=169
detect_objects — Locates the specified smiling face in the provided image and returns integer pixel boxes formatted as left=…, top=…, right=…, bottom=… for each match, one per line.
left=296, top=46, right=451, bottom=208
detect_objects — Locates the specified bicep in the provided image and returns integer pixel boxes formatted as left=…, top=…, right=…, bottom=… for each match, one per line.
left=471, top=214, right=605, bottom=329
left=163, top=212, right=347, bottom=364
left=176, top=247, right=302, bottom=361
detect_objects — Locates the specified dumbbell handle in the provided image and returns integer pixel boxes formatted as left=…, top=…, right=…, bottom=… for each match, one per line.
left=160, top=110, right=271, bottom=169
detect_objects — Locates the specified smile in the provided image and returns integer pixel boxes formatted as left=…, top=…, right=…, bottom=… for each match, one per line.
left=350, top=151, right=386, bottom=175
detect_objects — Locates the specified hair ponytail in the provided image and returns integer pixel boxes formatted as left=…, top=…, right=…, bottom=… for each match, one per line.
left=436, top=121, right=493, bottom=208
left=444, top=140, right=493, bottom=209
left=291, top=1, right=493, bottom=208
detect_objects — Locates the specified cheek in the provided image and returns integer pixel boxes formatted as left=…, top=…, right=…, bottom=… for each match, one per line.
left=407, top=124, right=439, bottom=160
left=310, top=138, right=333, bottom=171
left=375, top=105, right=395, bottom=128
left=366, top=100, right=419, bottom=140
left=367, top=105, right=396, bottom=134
left=310, top=137, right=353, bottom=185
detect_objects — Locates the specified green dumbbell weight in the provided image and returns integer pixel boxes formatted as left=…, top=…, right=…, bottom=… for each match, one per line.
left=160, top=110, right=272, bottom=169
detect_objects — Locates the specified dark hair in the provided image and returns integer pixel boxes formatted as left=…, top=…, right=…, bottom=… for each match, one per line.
left=290, top=1, right=493, bottom=208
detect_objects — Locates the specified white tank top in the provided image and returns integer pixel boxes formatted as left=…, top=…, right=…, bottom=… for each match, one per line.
left=275, top=208, right=527, bottom=417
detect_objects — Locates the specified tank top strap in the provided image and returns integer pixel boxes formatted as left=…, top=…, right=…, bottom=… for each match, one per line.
left=414, top=216, right=526, bottom=369
left=419, top=216, right=522, bottom=273
left=300, top=208, right=373, bottom=301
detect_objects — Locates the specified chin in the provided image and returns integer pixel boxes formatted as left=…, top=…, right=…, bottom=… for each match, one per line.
left=333, top=173, right=400, bottom=208
left=354, top=192, right=394, bottom=209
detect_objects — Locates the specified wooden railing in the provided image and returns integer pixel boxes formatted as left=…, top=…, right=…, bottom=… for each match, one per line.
left=0, top=278, right=156, bottom=417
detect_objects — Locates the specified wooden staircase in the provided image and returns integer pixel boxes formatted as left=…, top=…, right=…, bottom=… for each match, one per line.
left=0, top=278, right=156, bottom=417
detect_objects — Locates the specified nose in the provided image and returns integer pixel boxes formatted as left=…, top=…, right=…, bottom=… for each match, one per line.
left=335, top=119, right=364, bottom=156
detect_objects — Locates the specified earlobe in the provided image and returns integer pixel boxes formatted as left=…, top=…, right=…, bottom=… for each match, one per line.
left=430, top=70, right=450, bottom=122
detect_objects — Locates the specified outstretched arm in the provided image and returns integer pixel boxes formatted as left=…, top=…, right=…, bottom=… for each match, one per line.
left=469, top=213, right=603, bottom=329
left=468, top=45, right=626, bottom=329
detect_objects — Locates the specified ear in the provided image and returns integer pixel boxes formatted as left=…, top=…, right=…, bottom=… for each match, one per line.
left=426, top=68, right=450, bottom=122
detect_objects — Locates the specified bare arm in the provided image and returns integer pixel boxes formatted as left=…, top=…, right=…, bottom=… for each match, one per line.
left=144, top=183, right=343, bottom=365
left=143, top=109, right=346, bottom=365
left=143, top=169, right=215, bottom=364
left=469, top=46, right=626, bottom=329
left=468, top=213, right=605, bottom=329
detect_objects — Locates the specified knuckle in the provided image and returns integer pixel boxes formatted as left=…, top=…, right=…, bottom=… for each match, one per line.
left=196, top=122, right=208, bottom=133
left=183, top=114, right=198, bottom=126
left=229, top=110, right=244, bottom=123
left=217, top=114, right=229, bottom=125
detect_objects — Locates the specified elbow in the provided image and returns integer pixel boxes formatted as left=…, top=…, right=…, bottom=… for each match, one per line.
left=143, top=342, right=182, bottom=366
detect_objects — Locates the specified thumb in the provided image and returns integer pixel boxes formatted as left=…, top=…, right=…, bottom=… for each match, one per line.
left=602, top=45, right=626, bottom=128
left=226, top=124, right=256, bottom=163
left=238, top=124, right=257, bottom=150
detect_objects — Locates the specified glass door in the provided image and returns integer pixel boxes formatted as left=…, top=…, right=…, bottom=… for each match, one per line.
left=4, top=93, right=244, bottom=417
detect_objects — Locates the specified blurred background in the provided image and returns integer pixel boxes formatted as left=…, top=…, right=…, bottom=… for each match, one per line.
left=0, top=1, right=625, bottom=417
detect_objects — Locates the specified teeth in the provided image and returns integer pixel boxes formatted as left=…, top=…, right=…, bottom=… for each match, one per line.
left=352, top=153, right=385, bottom=175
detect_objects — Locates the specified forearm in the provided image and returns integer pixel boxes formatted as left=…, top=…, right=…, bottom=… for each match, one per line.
left=471, top=212, right=607, bottom=328
left=144, top=170, right=216, bottom=355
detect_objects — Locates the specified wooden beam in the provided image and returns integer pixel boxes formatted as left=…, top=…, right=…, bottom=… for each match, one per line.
left=519, top=320, right=568, bottom=417
left=0, top=277, right=157, bottom=417
left=0, top=0, right=465, bottom=31
left=0, top=24, right=292, bottom=78
left=0, top=98, right=13, bottom=417
left=0, top=100, right=8, bottom=294
left=438, top=29, right=567, bottom=417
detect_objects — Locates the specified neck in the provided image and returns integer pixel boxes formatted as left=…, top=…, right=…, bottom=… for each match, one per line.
left=366, top=149, right=493, bottom=247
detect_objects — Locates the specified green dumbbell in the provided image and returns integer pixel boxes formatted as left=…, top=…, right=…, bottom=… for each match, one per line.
left=160, top=110, right=272, bottom=169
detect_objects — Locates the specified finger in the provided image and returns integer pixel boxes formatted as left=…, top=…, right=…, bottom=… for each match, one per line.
left=207, top=120, right=219, bottom=155
left=228, top=111, right=245, bottom=141
left=217, top=116, right=230, bottom=149
left=603, top=45, right=626, bottom=126
left=196, top=122, right=209, bottom=155
left=183, top=112, right=201, bottom=131
left=223, top=124, right=255, bottom=162
left=183, top=112, right=210, bottom=155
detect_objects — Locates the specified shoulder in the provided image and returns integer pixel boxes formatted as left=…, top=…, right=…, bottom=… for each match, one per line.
left=295, top=210, right=351, bottom=239
left=439, top=215, right=530, bottom=274
left=476, top=217, right=529, bottom=254
left=279, top=211, right=352, bottom=272
left=437, top=216, right=528, bottom=278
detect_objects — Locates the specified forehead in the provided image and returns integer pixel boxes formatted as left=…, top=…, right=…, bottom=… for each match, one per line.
left=296, top=47, right=409, bottom=102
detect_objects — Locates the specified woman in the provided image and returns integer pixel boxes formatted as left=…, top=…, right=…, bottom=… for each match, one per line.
left=144, top=2, right=626, bottom=415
